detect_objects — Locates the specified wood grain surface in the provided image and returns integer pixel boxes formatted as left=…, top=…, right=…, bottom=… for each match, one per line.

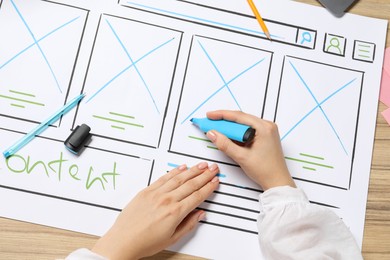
left=0, top=1, right=389, bottom=259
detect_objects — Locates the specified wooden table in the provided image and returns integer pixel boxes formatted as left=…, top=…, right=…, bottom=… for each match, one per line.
left=1, top=1, right=389, bottom=259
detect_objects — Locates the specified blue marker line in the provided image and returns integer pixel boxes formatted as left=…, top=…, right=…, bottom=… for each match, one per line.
left=126, top=2, right=283, bottom=40
left=86, top=37, right=175, bottom=103
left=10, top=0, right=62, bottom=93
left=105, top=19, right=160, bottom=114
left=197, top=40, right=242, bottom=111
left=0, top=16, right=79, bottom=70
left=281, top=78, right=357, bottom=152
left=181, top=57, right=265, bottom=124
left=167, top=162, right=226, bottom=177
left=288, top=61, right=348, bottom=155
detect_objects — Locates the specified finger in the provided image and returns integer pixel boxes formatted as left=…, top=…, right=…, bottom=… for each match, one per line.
left=158, top=162, right=209, bottom=193
left=207, top=130, right=243, bottom=159
left=171, top=164, right=219, bottom=201
left=180, top=175, right=219, bottom=216
left=206, top=110, right=260, bottom=127
left=148, top=164, right=187, bottom=190
left=170, top=210, right=205, bottom=244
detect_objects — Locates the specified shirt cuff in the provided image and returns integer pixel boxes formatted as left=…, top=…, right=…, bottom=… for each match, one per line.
left=259, top=186, right=309, bottom=213
left=66, top=248, right=108, bottom=260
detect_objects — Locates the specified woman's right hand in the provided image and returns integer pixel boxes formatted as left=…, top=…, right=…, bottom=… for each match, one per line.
left=206, top=110, right=295, bottom=191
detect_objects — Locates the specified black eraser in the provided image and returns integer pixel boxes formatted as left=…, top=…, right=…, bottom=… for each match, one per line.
left=64, top=124, right=91, bottom=155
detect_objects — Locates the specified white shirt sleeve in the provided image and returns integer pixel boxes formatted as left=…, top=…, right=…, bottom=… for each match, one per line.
left=258, top=186, right=363, bottom=260
left=65, top=248, right=108, bottom=260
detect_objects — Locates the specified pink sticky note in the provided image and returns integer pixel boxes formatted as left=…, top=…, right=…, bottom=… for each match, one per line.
left=384, top=48, right=390, bottom=74
left=381, top=107, right=390, bottom=126
left=380, top=47, right=390, bottom=107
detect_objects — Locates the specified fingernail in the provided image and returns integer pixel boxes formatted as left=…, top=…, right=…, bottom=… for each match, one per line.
left=198, top=162, right=208, bottom=169
left=207, top=130, right=217, bottom=142
left=178, top=164, right=187, bottom=171
left=198, top=211, right=206, bottom=221
left=211, top=176, right=219, bottom=183
left=208, top=163, right=218, bottom=171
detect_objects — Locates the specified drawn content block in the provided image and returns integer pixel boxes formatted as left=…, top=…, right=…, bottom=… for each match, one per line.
left=163, top=160, right=261, bottom=235
left=0, top=0, right=87, bottom=124
left=170, top=36, right=272, bottom=163
left=0, top=129, right=153, bottom=210
left=275, top=56, right=363, bottom=189
left=74, top=15, right=182, bottom=147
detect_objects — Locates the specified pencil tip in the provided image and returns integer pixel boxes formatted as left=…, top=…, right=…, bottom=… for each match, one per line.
left=265, top=32, right=272, bottom=41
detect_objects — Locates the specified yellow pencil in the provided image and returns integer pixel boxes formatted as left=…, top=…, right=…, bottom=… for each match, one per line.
left=247, top=0, right=271, bottom=40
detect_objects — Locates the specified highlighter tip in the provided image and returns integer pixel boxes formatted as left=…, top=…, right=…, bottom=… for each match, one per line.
left=190, top=118, right=194, bottom=122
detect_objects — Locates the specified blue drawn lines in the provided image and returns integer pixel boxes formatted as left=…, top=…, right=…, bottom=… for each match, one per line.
left=86, top=18, right=175, bottom=115
left=7, top=0, right=69, bottom=93
left=198, top=40, right=242, bottom=111
left=126, top=2, right=283, bottom=40
left=181, top=40, right=266, bottom=124
left=0, top=16, right=79, bottom=72
left=281, top=60, right=357, bottom=155
left=167, top=162, right=226, bottom=178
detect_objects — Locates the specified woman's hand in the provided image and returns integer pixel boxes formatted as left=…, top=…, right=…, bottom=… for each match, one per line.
left=206, top=110, right=295, bottom=191
left=92, top=162, right=219, bottom=260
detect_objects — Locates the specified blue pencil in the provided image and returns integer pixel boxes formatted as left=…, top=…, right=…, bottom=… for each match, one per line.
left=3, top=93, right=85, bottom=158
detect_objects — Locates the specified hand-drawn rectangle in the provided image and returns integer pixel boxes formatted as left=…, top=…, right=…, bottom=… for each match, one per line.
left=0, top=0, right=88, bottom=125
left=74, top=14, right=182, bottom=148
left=170, top=35, right=272, bottom=163
left=275, top=56, right=364, bottom=189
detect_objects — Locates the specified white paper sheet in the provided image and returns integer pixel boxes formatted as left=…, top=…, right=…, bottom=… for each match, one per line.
left=0, top=0, right=387, bottom=259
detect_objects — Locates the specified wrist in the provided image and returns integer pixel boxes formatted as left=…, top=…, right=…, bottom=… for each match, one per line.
left=92, top=233, right=140, bottom=260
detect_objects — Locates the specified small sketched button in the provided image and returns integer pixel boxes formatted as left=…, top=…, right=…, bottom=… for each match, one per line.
left=323, top=33, right=346, bottom=56
left=353, top=40, right=376, bottom=62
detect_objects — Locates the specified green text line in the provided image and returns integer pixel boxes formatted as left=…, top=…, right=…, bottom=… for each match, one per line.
left=111, top=125, right=125, bottom=130
left=11, top=103, right=25, bottom=108
left=303, top=166, right=316, bottom=171
left=285, top=156, right=334, bottom=169
left=109, top=112, right=135, bottom=119
left=0, top=94, right=44, bottom=106
left=188, top=136, right=212, bottom=142
left=9, top=89, right=36, bottom=97
left=299, top=153, right=324, bottom=160
left=93, top=115, right=144, bottom=128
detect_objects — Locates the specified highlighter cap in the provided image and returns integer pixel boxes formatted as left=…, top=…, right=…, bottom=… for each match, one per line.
left=64, top=124, right=91, bottom=155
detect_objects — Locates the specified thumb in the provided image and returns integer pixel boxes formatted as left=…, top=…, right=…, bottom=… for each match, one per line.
left=206, top=130, right=237, bottom=159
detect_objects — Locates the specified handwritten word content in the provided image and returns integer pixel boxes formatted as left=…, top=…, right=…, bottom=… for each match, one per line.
left=4, top=152, right=119, bottom=191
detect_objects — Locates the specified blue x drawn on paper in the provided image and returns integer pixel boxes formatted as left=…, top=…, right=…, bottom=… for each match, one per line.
left=86, top=18, right=175, bottom=115
left=5, top=0, right=74, bottom=93
left=0, top=16, right=79, bottom=71
left=181, top=40, right=266, bottom=124
left=281, top=60, right=357, bottom=155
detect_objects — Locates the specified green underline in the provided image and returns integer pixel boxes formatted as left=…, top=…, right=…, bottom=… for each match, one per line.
left=207, top=146, right=218, bottom=150
left=188, top=136, right=212, bottom=142
left=93, top=115, right=144, bottom=128
left=9, top=89, right=35, bottom=97
left=0, top=94, right=44, bottom=106
left=111, top=125, right=125, bottom=130
left=109, top=112, right=135, bottom=119
left=11, top=103, right=25, bottom=108
left=303, top=166, right=316, bottom=171
left=299, top=153, right=324, bottom=160
left=285, top=156, right=333, bottom=169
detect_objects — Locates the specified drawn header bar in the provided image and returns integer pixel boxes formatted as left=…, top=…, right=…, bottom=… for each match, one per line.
left=124, top=1, right=317, bottom=49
